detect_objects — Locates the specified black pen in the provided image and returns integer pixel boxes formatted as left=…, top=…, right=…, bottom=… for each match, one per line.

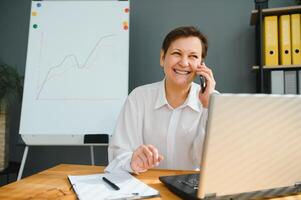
left=102, top=177, right=120, bottom=190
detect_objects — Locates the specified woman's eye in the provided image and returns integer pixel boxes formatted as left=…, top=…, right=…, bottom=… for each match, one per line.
left=172, top=52, right=180, bottom=55
left=190, top=55, right=198, bottom=59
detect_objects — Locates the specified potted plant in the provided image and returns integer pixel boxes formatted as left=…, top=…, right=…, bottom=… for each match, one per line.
left=0, top=63, right=23, bottom=171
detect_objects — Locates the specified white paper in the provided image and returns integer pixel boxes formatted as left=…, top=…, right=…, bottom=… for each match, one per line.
left=68, top=172, right=159, bottom=200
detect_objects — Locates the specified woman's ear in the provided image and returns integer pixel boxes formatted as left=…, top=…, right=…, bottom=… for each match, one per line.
left=160, top=49, right=165, bottom=68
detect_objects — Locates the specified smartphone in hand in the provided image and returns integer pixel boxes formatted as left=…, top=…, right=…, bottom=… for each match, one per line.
left=199, top=61, right=207, bottom=93
left=199, top=75, right=207, bottom=93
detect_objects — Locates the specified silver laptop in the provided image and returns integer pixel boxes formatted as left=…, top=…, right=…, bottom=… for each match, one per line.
left=160, top=94, right=301, bottom=199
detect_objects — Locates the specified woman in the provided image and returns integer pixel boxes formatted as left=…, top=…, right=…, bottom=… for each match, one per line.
left=106, top=26, right=216, bottom=174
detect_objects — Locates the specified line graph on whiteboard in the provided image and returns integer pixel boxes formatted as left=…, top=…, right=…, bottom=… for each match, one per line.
left=34, top=33, right=123, bottom=101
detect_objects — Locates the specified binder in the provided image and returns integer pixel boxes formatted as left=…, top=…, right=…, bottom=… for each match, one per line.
left=270, top=70, right=284, bottom=94
left=264, top=16, right=279, bottom=66
left=279, top=15, right=292, bottom=65
left=291, top=14, right=301, bottom=65
left=284, top=70, right=297, bottom=94
left=299, top=70, right=301, bottom=94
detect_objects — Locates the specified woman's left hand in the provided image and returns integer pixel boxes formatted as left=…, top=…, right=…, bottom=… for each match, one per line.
left=196, top=62, right=216, bottom=108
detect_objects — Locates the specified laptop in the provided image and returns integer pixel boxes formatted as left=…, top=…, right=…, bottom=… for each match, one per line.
left=160, top=94, right=301, bottom=200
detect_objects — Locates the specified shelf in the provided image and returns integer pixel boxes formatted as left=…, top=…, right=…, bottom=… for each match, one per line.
left=252, top=64, right=301, bottom=70
left=250, top=5, right=301, bottom=25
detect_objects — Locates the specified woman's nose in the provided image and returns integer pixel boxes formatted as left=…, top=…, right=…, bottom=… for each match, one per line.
left=179, top=57, right=189, bottom=67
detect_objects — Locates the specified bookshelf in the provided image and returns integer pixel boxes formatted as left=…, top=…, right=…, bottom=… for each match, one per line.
left=252, top=64, right=301, bottom=70
left=250, top=5, right=301, bottom=93
left=250, top=5, right=301, bottom=25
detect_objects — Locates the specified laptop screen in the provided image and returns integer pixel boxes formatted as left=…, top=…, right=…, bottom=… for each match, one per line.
left=198, top=94, right=301, bottom=198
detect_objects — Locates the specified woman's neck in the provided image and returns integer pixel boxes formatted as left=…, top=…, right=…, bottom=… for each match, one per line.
left=165, top=80, right=191, bottom=109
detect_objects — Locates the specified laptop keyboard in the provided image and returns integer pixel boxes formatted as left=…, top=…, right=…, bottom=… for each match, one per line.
left=187, top=178, right=199, bottom=187
left=159, top=173, right=199, bottom=200
left=177, top=178, right=199, bottom=189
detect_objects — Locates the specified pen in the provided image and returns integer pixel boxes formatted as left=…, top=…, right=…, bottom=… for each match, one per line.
left=103, top=177, right=120, bottom=190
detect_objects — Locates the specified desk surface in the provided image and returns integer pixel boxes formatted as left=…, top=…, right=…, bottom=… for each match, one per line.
left=0, top=164, right=300, bottom=200
left=0, top=164, right=193, bottom=200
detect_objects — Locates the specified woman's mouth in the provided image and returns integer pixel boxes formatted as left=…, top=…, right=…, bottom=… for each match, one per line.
left=174, top=69, right=190, bottom=75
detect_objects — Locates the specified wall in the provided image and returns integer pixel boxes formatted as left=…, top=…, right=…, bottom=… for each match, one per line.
left=0, top=0, right=297, bottom=183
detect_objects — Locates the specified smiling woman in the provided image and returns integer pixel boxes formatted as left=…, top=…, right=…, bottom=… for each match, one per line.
left=105, top=26, right=217, bottom=174
left=160, top=36, right=205, bottom=108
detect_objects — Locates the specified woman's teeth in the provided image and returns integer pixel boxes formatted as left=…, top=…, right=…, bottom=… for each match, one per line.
left=174, top=69, right=190, bottom=75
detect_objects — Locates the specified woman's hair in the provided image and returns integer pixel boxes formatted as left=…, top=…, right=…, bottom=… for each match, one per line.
left=161, top=26, right=208, bottom=59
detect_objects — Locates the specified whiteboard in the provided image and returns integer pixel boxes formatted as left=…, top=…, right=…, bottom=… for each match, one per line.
left=19, top=1, right=129, bottom=145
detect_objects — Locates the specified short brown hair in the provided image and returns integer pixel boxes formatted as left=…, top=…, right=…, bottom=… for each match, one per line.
left=161, top=26, right=208, bottom=59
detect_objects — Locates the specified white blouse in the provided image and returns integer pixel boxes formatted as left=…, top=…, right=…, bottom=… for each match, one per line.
left=105, top=79, right=208, bottom=173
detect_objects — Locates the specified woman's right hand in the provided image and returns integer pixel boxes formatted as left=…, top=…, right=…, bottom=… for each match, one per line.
left=130, top=144, right=164, bottom=174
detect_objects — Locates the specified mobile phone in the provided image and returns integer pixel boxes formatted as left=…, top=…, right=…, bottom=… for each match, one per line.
left=199, top=75, right=207, bottom=93
left=199, top=61, right=207, bottom=93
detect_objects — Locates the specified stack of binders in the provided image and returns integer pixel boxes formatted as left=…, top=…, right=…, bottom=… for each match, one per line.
left=264, top=13, right=301, bottom=94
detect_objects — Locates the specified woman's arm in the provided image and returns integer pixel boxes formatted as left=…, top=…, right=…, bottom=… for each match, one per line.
left=105, top=91, right=142, bottom=173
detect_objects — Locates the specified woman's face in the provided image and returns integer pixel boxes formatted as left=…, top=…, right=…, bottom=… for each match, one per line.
left=160, top=36, right=203, bottom=89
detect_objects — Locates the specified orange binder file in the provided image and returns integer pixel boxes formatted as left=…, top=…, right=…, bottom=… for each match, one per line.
left=279, top=15, right=292, bottom=65
left=291, top=14, right=301, bottom=65
left=264, top=16, right=278, bottom=66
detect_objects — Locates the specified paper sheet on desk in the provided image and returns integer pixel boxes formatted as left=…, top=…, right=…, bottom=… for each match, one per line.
left=68, top=172, right=159, bottom=200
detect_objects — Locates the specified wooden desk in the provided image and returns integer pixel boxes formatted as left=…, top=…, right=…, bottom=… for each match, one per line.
left=0, top=164, right=193, bottom=200
left=0, top=164, right=300, bottom=200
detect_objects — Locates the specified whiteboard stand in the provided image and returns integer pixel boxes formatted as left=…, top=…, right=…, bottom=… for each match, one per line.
left=90, top=145, right=95, bottom=165
left=17, top=134, right=109, bottom=180
left=18, top=1, right=128, bottom=180
left=17, top=146, right=29, bottom=180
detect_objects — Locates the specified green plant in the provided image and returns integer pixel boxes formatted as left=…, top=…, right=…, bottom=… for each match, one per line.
left=0, top=63, right=23, bottom=112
